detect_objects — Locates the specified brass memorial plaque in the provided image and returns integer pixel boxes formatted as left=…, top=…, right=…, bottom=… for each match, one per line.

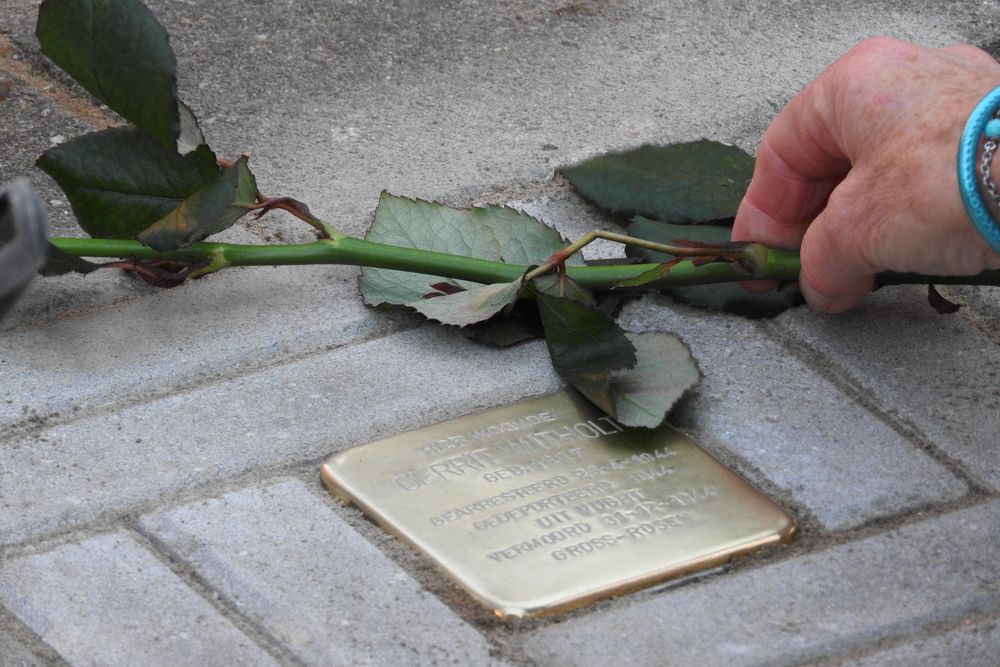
left=322, top=391, right=795, bottom=618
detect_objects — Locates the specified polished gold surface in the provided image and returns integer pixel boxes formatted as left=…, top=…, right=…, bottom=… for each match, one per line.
left=322, top=391, right=795, bottom=618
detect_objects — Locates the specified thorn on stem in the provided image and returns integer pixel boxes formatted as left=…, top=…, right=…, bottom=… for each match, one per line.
left=250, top=196, right=331, bottom=239
left=101, top=259, right=192, bottom=288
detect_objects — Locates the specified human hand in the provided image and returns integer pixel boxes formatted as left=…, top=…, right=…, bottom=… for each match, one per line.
left=731, top=37, right=1000, bottom=312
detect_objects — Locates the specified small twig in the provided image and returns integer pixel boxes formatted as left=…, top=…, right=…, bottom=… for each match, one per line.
left=522, top=229, right=754, bottom=284
left=244, top=195, right=344, bottom=240
left=100, top=259, right=194, bottom=287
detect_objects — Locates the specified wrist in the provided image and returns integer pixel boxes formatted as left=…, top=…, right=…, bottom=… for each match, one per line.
left=958, top=86, right=1000, bottom=255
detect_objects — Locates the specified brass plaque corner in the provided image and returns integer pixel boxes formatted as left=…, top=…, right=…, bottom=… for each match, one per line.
left=322, top=391, right=794, bottom=618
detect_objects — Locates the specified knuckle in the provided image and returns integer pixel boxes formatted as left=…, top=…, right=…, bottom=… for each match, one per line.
left=943, top=43, right=997, bottom=66
left=846, top=36, right=915, bottom=62
left=831, top=37, right=918, bottom=86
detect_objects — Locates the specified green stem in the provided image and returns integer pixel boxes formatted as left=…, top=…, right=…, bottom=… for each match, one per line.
left=522, top=229, right=751, bottom=283
left=48, top=236, right=1000, bottom=290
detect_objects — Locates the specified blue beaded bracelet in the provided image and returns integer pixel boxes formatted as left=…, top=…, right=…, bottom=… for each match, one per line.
left=958, top=86, right=1000, bottom=255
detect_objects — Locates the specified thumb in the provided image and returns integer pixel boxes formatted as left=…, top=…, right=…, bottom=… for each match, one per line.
left=731, top=76, right=850, bottom=249
left=797, top=175, right=878, bottom=312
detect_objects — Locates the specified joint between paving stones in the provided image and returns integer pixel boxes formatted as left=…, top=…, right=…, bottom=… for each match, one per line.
left=3, top=2, right=998, bottom=664
left=0, top=601, right=72, bottom=667
left=758, top=319, right=993, bottom=495
left=670, top=422, right=828, bottom=537
left=292, top=467, right=513, bottom=631
left=0, top=321, right=423, bottom=447
left=127, top=523, right=311, bottom=667
left=509, top=492, right=1000, bottom=641
left=0, top=457, right=327, bottom=557
left=2, top=396, right=994, bottom=568
left=2, top=469, right=996, bottom=667
left=799, top=608, right=1000, bottom=667
left=3, top=440, right=995, bottom=601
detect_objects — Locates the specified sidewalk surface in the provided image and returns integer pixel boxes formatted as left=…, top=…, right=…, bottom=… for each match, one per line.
left=2, top=1, right=1000, bottom=665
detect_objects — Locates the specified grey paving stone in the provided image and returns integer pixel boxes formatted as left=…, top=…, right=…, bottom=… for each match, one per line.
left=0, top=263, right=415, bottom=431
left=617, top=295, right=967, bottom=530
left=0, top=533, right=278, bottom=667
left=775, top=287, right=1000, bottom=490
left=0, top=327, right=560, bottom=545
left=936, top=285, right=1000, bottom=346
left=524, top=499, right=1000, bottom=667
left=0, top=221, right=273, bottom=333
left=7, top=0, right=987, bottom=239
left=838, top=616, right=1000, bottom=667
left=3, top=0, right=997, bottom=442
left=169, top=1, right=993, bottom=240
left=141, top=479, right=504, bottom=667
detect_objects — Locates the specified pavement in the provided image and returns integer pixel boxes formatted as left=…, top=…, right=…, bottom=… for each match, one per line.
left=2, top=0, right=999, bottom=665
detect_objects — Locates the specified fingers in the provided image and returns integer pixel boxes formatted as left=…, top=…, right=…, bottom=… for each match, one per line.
left=732, top=78, right=850, bottom=249
left=732, top=37, right=1000, bottom=312
left=797, top=175, right=877, bottom=312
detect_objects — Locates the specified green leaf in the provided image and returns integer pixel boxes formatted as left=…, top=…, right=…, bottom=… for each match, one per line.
left=560, top=140, right=754, bottom=222
left=535, top=279, right=636, bottom=417
left=360, top=193, right=582, bottom=306
left=535, top=277, right=699, bottom=427
left=36, top=0, right=181, bottom=149
left=627, top=216, right=803, bottom=318
left=531, top=273, right=597, bottom=306
left=536, top=290, right=635, bottom=375
left=137, top=156, right=257, bottom=251
left=37, top=127, right=220, bottom=239
left=461, top=274, right=597, bottom=348
left=629, top=214, right=733, bottom=247
left=407, top=280, right=523, bottom=327
left=464, top=316, right=540, bottom=348
left=41, top=244, right=101, bottom=276
left=611, top=333, right=701, bottom=428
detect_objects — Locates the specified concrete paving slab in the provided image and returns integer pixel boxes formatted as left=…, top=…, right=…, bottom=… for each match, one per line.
left=140, top=479, right=505, bottom=667
left=0, top=326, right=560, bottom=546
left=0, top=262, right=415, bottom=433
left=618, top=295, right=968, bottom=530
left=0, top=533, right=278, bottom=667
left=3, top=0, right=1000, bottom=665
left=1, top=216, right=290, bottom=334
left=774, top=286, right=1000, bottom=490
left=168, top=1, right=998, bottom=238
left=838, top=616, right=1000, bottom=667
left=523, top=498, right=1000, bottom=667
left=938, top=285, right=1000, bottom=345
left=6, top=0, right=990, bottom=239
